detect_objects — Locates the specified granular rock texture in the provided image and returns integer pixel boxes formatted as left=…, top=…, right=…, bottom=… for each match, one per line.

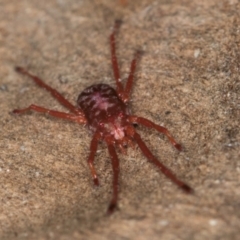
left=0, top=0, right=239, bottom=239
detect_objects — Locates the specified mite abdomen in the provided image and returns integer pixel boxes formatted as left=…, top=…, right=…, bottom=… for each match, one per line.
left=77, top=84, right=128, bottom=131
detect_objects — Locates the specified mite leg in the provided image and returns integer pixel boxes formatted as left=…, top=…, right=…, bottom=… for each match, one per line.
left=15, top=67, right=82, bottom=115
left=87, top=131, right=101, bottom=186
left=110, top=20, right=124, bottom=96
left=133, top=131, right=193, bottom=193
left=119, top=0, right=127, bottom=6
left=122, top=50, right=142, bottom=103
left=129, top=116, right=182, bottom=151
left=107, top=143, right=120, bottom=215
left=12, top=104, right=86, bottom=124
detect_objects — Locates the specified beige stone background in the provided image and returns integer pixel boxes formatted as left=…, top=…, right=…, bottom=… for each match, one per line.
left=0, top=0, right=239, bottom=239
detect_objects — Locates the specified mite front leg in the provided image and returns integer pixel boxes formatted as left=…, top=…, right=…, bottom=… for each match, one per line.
left=15, top=67, right=83, bottom=116
left=133, top=131, right=193, bottom=193
left=129, top=116, right=182, bottom=151
left=110, top=20, right=124, bottom=96
left=13, top=104, right=86, bottom=124
left=107, top=143, right=120, bottom=215
left=122, top=50, right=142, bottom=103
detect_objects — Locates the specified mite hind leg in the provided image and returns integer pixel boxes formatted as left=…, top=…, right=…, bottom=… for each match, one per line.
left=133, top=131, right=193, bottom=193
left=107, top=143, right=120, bottom=215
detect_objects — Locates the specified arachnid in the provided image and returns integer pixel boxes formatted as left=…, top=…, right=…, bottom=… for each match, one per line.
left=13, top=20, right=193, bottom=214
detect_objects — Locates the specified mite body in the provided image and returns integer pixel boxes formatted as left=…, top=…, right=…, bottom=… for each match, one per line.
left=13, top=20, right=193, bottom=214
left=77, top=84, right=129, bottom=140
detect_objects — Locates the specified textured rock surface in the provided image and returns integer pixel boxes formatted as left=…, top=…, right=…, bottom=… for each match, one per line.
left=0, top=0, right=239, bottom=239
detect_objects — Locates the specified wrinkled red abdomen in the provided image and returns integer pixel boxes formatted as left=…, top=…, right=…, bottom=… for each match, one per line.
left=77, top=84, right=129, bottom=137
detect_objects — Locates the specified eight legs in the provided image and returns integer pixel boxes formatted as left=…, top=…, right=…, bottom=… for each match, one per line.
left=15, top=67, right=83, bottom=115
left=107, top=143, right=120, bottom=215
left=13, top=21, right=192, bottom=215
left=133, top=131, right=193, bottom=193
left=129, top=116, right=182, bottom=151
left=13, top=104, right=86, bottom=124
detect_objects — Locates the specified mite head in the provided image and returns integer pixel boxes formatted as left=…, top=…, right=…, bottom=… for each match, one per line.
left=99, top=111, right=135, bottom=152
left=99, top=111, right=127, bottom=140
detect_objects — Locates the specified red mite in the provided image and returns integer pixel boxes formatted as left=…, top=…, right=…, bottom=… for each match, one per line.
left=13, top=20, right=193, bottom=214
